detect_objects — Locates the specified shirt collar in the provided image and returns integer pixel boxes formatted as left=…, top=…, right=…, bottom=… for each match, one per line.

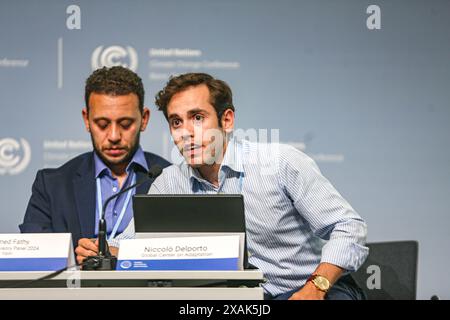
left=94, top=146, right=148, bottom=178
left=185, top=138, right=244, bottom=186
left=221, top=137, right=244, bottom=174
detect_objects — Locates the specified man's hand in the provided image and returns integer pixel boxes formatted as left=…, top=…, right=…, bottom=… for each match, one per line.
left=109, top=246, right=119, bottom=257
left=75, top=238, right=99, bottom=265
left=75, top=238, right=119, bottom=266
left=288, top=281, right=327, bottom=300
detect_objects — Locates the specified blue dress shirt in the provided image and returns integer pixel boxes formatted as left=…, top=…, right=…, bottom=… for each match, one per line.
left=94, top=146, right=148, bottom=238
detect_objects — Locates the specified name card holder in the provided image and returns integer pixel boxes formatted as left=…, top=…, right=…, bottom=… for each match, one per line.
left=0, top=233, right=75, bottom=271
left=117, top=235, right=240, bottom=271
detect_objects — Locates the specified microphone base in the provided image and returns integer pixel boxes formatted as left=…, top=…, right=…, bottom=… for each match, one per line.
left=82, top=255, right=117, bottom=271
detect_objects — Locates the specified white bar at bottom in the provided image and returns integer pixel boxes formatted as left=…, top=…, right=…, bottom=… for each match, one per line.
left=0, top=287, right=264, bottom=300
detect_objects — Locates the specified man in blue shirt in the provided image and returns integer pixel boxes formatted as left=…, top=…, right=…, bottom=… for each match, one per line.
left=20, top=67, right=170, bottom=263
left=109, top=73, right=368, bottom=300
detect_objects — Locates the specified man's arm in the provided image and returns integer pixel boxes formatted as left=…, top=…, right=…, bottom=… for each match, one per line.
left=280, top=145, right=368, bottom=269
left=278, top=145, right=368, bottom=299
left=19, top=170, right=53, bottom=233
left=289, top=262, right=344, bottom=300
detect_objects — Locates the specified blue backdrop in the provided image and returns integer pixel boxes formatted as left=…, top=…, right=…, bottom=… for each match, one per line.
left=1, top=0, right=449, bottom=299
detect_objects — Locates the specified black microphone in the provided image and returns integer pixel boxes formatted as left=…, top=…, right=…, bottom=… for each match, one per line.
left=83, top=165, right=163, bottom=270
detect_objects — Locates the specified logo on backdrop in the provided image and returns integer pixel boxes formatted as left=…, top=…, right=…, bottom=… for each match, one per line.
left=0, top=138, right=31, bottom=175
left=91, top=45, right=138, bottom=71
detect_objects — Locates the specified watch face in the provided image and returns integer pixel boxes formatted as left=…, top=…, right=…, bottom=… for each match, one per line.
left=313, top=276, right=330, bottom=290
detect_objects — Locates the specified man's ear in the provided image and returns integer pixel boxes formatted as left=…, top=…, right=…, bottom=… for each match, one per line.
left=140, top=107, right=150, bottom=131
left=82, top=108, right=90, bottom=132
left=220, top=109, right=235, bottom=133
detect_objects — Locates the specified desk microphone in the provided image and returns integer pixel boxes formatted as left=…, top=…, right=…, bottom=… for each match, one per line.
left=83, top=165, right=163, bottom=270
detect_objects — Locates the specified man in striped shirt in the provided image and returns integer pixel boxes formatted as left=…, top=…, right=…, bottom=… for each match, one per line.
left=108, top=73, right=369, bottom=300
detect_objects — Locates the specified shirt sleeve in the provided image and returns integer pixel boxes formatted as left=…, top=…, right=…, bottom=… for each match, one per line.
left=278, top=144, right=369, bottom=272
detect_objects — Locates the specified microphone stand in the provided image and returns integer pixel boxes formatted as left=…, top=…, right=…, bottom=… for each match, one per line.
left=82, top=219, right=117, bottom=271
left=83, top=165, right=163, bottom=271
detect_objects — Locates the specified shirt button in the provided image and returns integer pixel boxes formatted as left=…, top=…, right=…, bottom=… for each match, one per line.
left=112, top=187, right=117, bottom=192
left=113, top=210, right=118, bottom=216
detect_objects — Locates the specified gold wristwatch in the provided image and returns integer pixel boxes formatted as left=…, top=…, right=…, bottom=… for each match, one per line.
left=307, top=274, right=331, bottom=293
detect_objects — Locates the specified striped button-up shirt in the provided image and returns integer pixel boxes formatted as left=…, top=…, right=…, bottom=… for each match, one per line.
left=111, top=139, right=368, bottom=296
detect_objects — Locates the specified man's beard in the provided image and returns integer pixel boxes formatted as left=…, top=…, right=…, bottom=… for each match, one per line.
left=91, top=133, right=140, bottom=169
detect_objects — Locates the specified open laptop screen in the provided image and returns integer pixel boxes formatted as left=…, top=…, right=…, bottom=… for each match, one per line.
left=132, top=194, right=250, bottom=269
left=133, top=194, right=246, bottom=233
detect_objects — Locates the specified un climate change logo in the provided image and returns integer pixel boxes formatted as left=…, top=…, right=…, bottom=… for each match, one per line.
left=91, top=45, right=138, bottom=71
left=0, top=138, right=31, bottom=175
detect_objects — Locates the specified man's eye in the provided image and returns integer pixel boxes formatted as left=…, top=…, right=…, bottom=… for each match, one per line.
left=194, top=114, right=204, bottom=122
left=171, top=119, right=181, bottom=127
left=97, top=122, right=108, bottom=129
left=121, top=121, right=132, bottom=129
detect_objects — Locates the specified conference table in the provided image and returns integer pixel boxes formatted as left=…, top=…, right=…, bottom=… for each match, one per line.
left=0, top=269, right=265, bottom=300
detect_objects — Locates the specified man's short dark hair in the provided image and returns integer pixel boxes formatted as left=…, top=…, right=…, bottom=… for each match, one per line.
left=85, top=66, right=145, bottom=113
left=155, top=73, right=234, bottom=121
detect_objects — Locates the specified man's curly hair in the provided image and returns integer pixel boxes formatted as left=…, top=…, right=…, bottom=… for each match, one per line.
left=85, top=66, right=145, bottom=113
left=155, top=73, right=234, bottom=121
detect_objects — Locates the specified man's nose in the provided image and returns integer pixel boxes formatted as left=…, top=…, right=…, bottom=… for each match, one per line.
left=177, top=122, right=195, bottom=141
left=108, top=123, right=121, bottom=143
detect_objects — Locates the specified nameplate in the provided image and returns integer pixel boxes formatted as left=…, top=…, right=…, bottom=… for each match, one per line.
left=117, top=235, right=240, bottom=271
left=0, top=233, right=75, bottom=271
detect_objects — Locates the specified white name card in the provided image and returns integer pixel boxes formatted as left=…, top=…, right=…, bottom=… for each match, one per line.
left=0, top=233, right=75, bottom=271
left=117, top=235, right=240, bottom=271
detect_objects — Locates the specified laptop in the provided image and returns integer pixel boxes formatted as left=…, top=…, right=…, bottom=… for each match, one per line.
left=132, top=194, right=251, bottom=269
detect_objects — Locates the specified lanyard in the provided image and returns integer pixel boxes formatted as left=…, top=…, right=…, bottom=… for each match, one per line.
left=96, top=172, right=136, bottom=240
